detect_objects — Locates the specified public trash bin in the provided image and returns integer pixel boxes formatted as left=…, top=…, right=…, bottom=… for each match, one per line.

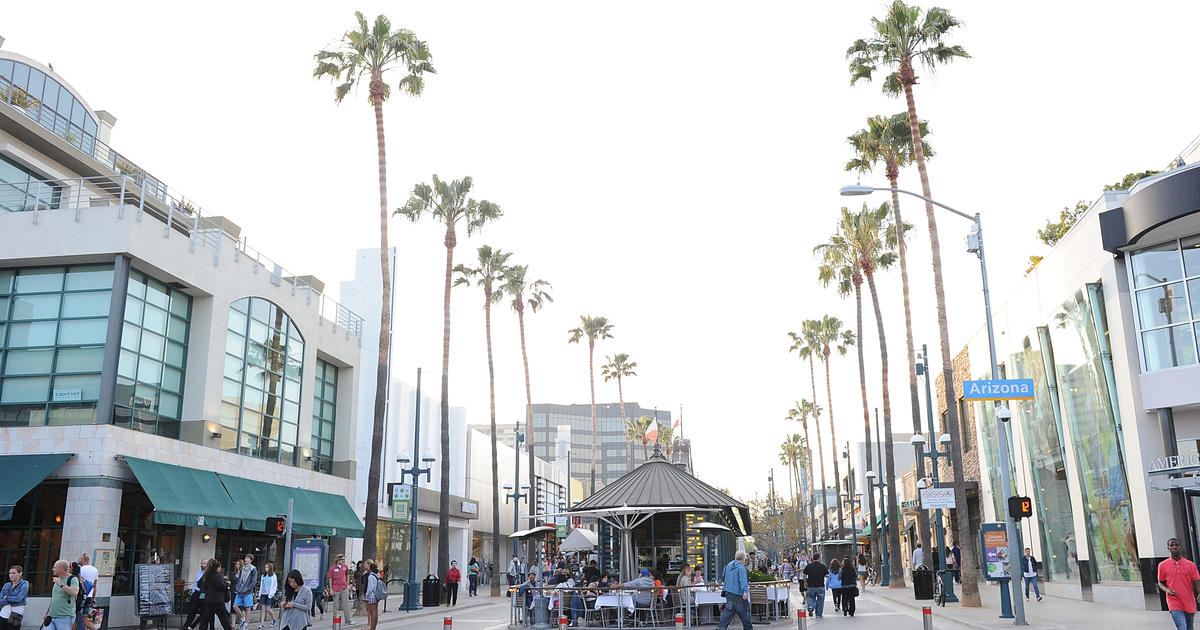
left=912, top=566, right=935, bottom=600
left=422, top=574, right=442, bottom=607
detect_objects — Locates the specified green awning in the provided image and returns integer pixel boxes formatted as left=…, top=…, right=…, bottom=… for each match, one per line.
left=217, top=474, right=363, bottom=538
left=124, top=457, right=243, bottom=529
left=0, top=453, right=70, bottom=520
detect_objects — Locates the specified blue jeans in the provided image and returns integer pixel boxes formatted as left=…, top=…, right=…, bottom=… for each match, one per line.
left=716, top=592, right=751, bottom=630
left=49, top=617, right=73, bottom=630
left=1023, top=575, right=1040, bottom=599
left=806, top=586, right=826, bottom=617
left=1173, top=610, right=1196, bottom=630
left=569, top=595, right=585, bottom=625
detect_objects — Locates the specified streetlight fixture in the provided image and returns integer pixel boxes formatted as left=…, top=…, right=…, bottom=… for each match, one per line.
left=841, top=443, right=862, bottom=563
left=396, top=368, right=434, bottom=612
left=864, top=468, right=890, bottom=587
left=504, top=422, right=529, bottom=558
left=842, top=183, right=1024, bottom=623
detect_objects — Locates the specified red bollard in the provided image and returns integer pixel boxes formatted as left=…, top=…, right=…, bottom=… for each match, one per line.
left=675, top=615, right=684, bottom=629
left=332, top=616, right=341, bottom=630
left=922, top=605, right=933, bottom=629
left=560, top=617, right=568, bottom=628
left=443, top=617, right=452, bottom=629
left=796, top=609, right=808, bottom=630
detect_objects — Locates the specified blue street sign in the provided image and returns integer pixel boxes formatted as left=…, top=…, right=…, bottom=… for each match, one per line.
left=962, top=379, right=1035, bottom=401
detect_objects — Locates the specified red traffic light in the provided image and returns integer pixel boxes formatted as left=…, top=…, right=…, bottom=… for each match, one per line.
left=266, top=516, right=287, bottom=536
left=1008, top=496, right=1033, bottom=519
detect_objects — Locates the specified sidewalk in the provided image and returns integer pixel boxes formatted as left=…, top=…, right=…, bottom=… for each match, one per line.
left=368, top=593, right=502, bottom=628
left=867, top=581, right=1165, bottom=629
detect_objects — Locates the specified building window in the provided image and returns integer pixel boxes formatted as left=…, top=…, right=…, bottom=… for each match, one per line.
left=0, top=59, right=99, bottom=157
left=221, top=297, right=304, bottom=465
left=311, top=358, right=337, bottom=474
left=958, top=398, right=972, bottom=452
left=0, top=155, right=61, bottom=213
left=1129, top=236, right=1200, bottom=370
left=113, top=270, right=190, bottom=437
left=0, top=265, right=112, bottom=426
left=0, top=482, right=66, bottom=595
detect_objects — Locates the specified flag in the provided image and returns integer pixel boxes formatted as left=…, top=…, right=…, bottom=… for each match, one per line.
left=672, top=420, right=680, bottom=429
left=646, top=429, right=659, bottom=442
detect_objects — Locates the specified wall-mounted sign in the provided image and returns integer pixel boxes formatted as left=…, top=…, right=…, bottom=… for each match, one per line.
left=901, top=499, right=919, bottom=509
left=461, top=501, right=478, bottom=515
left=52, top=388, right=82, bottom=402
left=1148, top=453, right=1200, bottom=475
left=962, top=379, right=1035, bottom=401
left=919, top=488, right=956, bottom=509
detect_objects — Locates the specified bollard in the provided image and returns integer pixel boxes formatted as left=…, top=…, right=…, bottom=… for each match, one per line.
left=559, top=617, right=568, bottom=628
left=922, top=606, right=933, bottom=630
left=443, top=617, right=452, bottom=629
left=332, top=616, right=341, bottom=630
left=796, top=609, right=807, bottom=630
left=675, top=615, right=684, bottom=629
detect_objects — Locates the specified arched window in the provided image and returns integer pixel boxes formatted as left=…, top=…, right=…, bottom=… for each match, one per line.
left=221, top=298, right=304, bottom=464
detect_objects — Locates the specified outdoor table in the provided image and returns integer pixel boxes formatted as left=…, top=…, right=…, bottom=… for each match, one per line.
left=693, top=591, right=725, bottom=624
left=594, top=592, right=636, bottom=613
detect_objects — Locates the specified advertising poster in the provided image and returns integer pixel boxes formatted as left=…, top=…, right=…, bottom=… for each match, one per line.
left=291, top=538, right=328, bottom=590
left=979, top=522, right=1019, bottom=580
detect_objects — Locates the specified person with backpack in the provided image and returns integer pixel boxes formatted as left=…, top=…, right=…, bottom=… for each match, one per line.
left=363, top=563, right=385, bottom=630
left=46, top=560, right=81, bottom=630
left=69, top=562, right=95, bottom=630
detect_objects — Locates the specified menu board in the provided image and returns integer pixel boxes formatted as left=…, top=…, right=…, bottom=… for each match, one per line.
left=135, top=564, right=175, bottom=617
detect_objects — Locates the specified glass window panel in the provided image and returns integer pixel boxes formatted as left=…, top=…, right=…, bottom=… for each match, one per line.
left=62, top=291, right=110, bottom=318
left=118, top=350, right=137, bottom=379
left=10, top=294, right=60, bottom=319
left=225, top=332, right=245, bottom=357
left=11, top=63, right=28, bottom=90
left=127, top=273, right=146, bottom=299
left=48, top=403, right=98, bottom=426
left=1132, top=241, right=1184, bottom=288
left=7, top=321, right=57, bottom=347
left=223, top=354, right=244, bottom=381
left=285, top=356, right=301, bottom=379
left=243, top=386, right=264, bottom=414
left=139, top=331, right=164, bottom=360
left=158, top=392, right=180, bottom=419
left=280, top=421, right=298, bottom=444
left=133, top=384, right=159, bottom=413
left=287, top=340, right=303, bottom=360
left=59, top=318, right=107, bottom=345
left=144, top=279, right=169, bottom=309
left=1136, top=283, right=1188, bottom=329
left=83, top=115, right=97, bottom=136
left=260, top=415, right=280, bottom=440
left=166, top=316, right=187, bottom=342
left=283, top=400, right=299, bottom=422
left=248, top=320, right=269, bottom=344
left=53, top=374, right=100, bottom=400
left=288, top=322, right=302, bottom=344
left=250, top=298, right=274, bottom=323
left=169, top=291, right=189, bottom=318
left=279, top=442, right=295, bottom=466
left=1190, top=278, right=1200, bottom=321
left=123, top=294, right=141, bottom=323
left=14, top=268, right=63, bottom=293
left=1143, top=325, right=1198, bottom=370
left=41, top=78, right=58, bottom=110
left=164, top=341, right=185, bottom=368
left=161, top=366, right=182, bottom=393
left=0, top=375, right=49, bottom=403
left=230, top=297, right=249, bottom=313
left=142, top=305, right=167, bottom=335
left=227, top=308, right=247, bottom=335
left=0, top=270, right=11, bottom=295
left=284, top=378, right=300, bottom=402
left=0, top=297, right=7, bottom=320
left=120, top=322, right=140, bottom=351
left=240, top=410, right=262, bottom=436
left=56, top=346, right=103, bottom=372
left=3, top=349, right=53, bottom=375
left=69, top=99, right=84, bottom=127
left=0, top=60, right=12, bottom=80
left=64, top=265, right=114, bottom=291
left=1183, top=235, right=1200, bottom=278
left=320, top=422, right=333, bottom=440
left=219, top=429, right=238, bottom=452
left=220, top=402, right=239, bottom=429
left=25, top=69, right=44, bottom=101
left=221, top=378, right=241, bottom=405
left=136, top=359, right=161, bottom=386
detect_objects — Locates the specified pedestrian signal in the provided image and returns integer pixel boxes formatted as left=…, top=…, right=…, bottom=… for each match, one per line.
left=1008, top=496, right=1033, bottom=519
left=266, top=516, right=287, bottom=536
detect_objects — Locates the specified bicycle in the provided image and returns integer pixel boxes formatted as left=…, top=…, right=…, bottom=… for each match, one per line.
left=866, top=563, right=880, bottom=586
left=933, top=570, right=949, bottom=607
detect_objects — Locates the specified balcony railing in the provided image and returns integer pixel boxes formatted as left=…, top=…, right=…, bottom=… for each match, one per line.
left=0, top=173, right=365, bottom=338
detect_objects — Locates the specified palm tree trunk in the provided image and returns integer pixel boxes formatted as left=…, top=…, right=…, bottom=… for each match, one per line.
left=485, top=292, right=502, bottom=597
left=361, top=83, right=390, bottom=564
left=802, top=421, right=817, bottom=543
left=786, top=459, right=795, bottom=506
left=852, top=282, right=880, bottom=568
left=588, top=340, right=598, bottom=495
left=824, top=358, right=846, bottom=538
left=902, top=65, right=980, bottom=606
left=889, top=171, right=933, bottom=564
left=616, top=375, right=629, bottom=470
left=517, top=306, right=537, bottom=572
left=437, top=224, right=454, bottom=579
left=864, top=269, right=904, bottom=587
left=808, top=358, right=828, bottom=540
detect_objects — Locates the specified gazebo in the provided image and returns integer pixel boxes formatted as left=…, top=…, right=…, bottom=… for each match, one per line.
left=564, top=445, right=750, bottom=581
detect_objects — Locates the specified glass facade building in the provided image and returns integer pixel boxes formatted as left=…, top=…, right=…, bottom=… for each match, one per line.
left=311, top=358, right=337, bottom=474
left=1129, top=236, right=1200, bottom=370
left=530, top=402, right=671, bottom=488
left=115, top=269, right=190, bottom=437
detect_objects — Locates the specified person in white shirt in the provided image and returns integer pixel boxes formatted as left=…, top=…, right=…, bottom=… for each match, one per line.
left=258, top=562, right=278, bottom=628
left=911, top=542, right=924, bottom=578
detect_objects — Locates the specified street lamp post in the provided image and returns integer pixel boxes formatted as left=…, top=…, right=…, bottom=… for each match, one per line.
left=396, top=367, right=434, bottom=612
left=914, top=342, right=959, bottom=603
left=841, top=183, right=1026, bottom=624
left=869, top=408, right=890, bottom=587
left=503, top=421, right=530, bottom=559
left=841, top=443, right=861, bottom=563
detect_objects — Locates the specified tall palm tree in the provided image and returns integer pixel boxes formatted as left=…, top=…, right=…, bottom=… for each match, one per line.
left=452, top=245, right=511, bottom=596
left=501, top=263, right=553, bottom=563
left=846, top=113, right=935, bottom=558
left=396, top=175, right=501, bottom=577
left=789, top=322, right=829, bottom=538
left=623, top=415, right=642, bottom=470
left=601, top=353, right=638, bottom=470
left=848, top=0, right=977, bottom=604
left=313, top=12, right=434, bottom=562
left=787, top=433, right=807, bottom=510
left=630, top=414, right=656, bottom=460
left=778, top=434, right=805, bottom=508
left=815, top=316, right=854, bottom=539
left=655, top=419, right=676, bottom=457
left=786, top=402, right=818, bottom=541
left=568, top=316, right=614, bottom=494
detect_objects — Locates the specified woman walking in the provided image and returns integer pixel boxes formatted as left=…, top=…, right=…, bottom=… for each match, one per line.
left=444, top=561, right=461, bottom=606
left=257, top=563, right=277, bottom=629
left=197, top=560, right=233, bottom=630
left=467, top=558, right=480, bottom=597
left=1, top=565, right=29, bottom=630
left=839, top=557, right=857, bottom=617
left=363, top=563, right=382, bottom=630
left=856, top=552, right=868, bottom=592
left=278, top=571, right=311, bottom=630
left=827, top=558, right=842, bottom=612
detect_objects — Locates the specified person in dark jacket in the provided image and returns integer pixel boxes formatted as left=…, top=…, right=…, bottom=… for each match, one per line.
left=197, top=560, right=232, bottom=630
left=1021, top=548, right=1042, bottom=601
left=838, top=557, right=857, bottom=617
left=279, top=571, right=311, bottom=630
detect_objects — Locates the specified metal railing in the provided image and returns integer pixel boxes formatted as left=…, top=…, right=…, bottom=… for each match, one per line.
left=0, top=173, right=365, bottom=337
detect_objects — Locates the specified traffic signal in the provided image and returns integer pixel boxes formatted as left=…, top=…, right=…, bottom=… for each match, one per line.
left=266, top=516, right=287, bottom=536
left=1008, top=496, right=1033, bottom=519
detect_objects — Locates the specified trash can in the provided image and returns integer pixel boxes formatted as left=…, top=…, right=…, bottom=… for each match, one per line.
left=912, top=566, right=934, bottom=600
left=422, top=574, right=442, bottom=607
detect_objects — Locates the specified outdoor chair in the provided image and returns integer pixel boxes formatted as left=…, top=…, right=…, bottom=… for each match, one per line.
left=749, top=587, right=771, bottom=622
left=511, top=593, right=527, bottom=626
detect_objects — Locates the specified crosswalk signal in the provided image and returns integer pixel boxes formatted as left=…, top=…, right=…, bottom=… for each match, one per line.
left=266, top=516, right=287, bottom=536
left=1008, top=496, right=1033, bottom=519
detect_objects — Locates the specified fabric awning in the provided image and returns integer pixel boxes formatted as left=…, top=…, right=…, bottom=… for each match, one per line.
left=217, top=474, right=363, bottom=538
left=0, top=453, right=71, bottom=520
left=559, top=528, right=598, bottom=553
left=124, top=456, right=243, bottom=529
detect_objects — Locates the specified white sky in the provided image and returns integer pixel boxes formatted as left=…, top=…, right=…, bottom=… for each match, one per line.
left=5, top=1, right=1200, bottom=501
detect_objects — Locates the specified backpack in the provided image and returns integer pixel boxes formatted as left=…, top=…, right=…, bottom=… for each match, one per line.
left=368, top=574, right=387, bottom=601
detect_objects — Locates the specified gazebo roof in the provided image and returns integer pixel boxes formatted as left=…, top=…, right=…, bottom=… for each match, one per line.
left=573, top=444, right=749, bottom=515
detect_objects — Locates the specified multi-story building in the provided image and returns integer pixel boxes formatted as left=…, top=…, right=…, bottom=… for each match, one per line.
left=0, top=47, right=365, bottom=625
left=528, top=402, right=672, bottom=490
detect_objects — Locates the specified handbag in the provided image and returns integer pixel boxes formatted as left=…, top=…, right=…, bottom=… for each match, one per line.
left=9, top=610, right=22, bottom=627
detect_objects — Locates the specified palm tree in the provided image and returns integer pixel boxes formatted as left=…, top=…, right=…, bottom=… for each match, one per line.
left=655, top=419, right=677, bottom=457
left=786, top=402, right=818, bottom=541
left=848, top=0, right=977, bottom=604
left=452, top=245, right=511, bottom=596
left=814, top=316, right=854, bottom=539
left=629, top=414, right=656, bottom=460
left=501, top=263, right=553, bottom=559
left=568, top=316, right=614, bottom=494
left=623, top=415, right=642, bottom=469
left=601, top=353, right=638, bottom=470
left=846, top=113, right=935, bottom=558
left=313, top=12, right=434, bottom=563
left=396, top=175, right=501, bottom=578
left=789, top=322, right=829, bottom=538
left=787, top=433, right=807, bottom=510
left=778, top=434, right=805, bottom=508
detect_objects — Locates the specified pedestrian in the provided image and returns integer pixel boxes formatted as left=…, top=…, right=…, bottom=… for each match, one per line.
left=827, top=558, right=842, bottom=612
left=363, top=563, right=382, bottom=630
left=257, top=562, right=277, bottom=629
left=802, top=552, right=828, bottom=618
left=0, top=565, right=29, bottom=630
left=46, top=560, right=81, bottom=630
left=353, top=561, right=368, bottom=616
left=795, top=554, right=808, bottom=587
left=232, top=555, right=258, bottom=630
left=444, top=561, right=461, bottom=606
left=1021, top=548, right=1042, bottom=602
left=326, top=554, right=353, bottom=624
left=911, top=542, right=924, bottom=575
left=309, top=582, right=324, bottom=620
left=77, top=555, right=98, bottom=613
left=945, top=544, right=957, bottom=585
left=1159, top=538, right=1200, bottom=630
left=581, top=560, right=601, bottom=586
left=507, top=556, right=521, bottom=587
left=467, top=558, right=480, bottom=596
left=70, top=561, right=96, bottom=630
left=839, top=556, right=857, bottom=617
left=197, top=560, right=232, bottom=630
left=715, top=550, right=752, bottom=630
left=278, top=570, right=311, bottom=630
left=183, top=561, right=206, bottom=630
left=856, top=552, right=868, bottom=592
left=950, top=541, right=962, bottom=583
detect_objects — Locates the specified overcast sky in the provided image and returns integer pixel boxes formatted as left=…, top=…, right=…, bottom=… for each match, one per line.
left=5, top=1, right=1199, bottom=501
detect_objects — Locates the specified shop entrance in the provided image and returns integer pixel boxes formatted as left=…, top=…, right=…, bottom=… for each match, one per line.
left=214, top=531, right=282, bottom=576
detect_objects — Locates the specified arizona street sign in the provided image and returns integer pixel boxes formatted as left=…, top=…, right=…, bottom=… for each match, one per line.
left=963, top=379, right=1035, bottom=401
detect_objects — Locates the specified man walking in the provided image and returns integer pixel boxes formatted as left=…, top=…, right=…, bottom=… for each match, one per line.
left=1021, top=548, right=1042, bottom=602
left=327, top=554, right=354, bottom=625
left=507, top=556, right=521, bottom=587
left=1158, top=537, right=1200, bottom=630
left=232, top=555, right=258, bottom=630
left=47, top=560, right=80, bottom=630
left=802, top=552, right=828, bottom=618
left=716, top=550, right=751, bottom=630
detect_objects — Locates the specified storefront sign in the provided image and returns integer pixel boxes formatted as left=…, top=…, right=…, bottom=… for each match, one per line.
left=461, top=500, right=478, bottom=515
left=901, top=499, right=919, bottom=509
left=919, top=488, right=956, bottom=509
left=1148, top=453, right=1200, bottom=475
left=52, top=388, right=82, bottom=402
left=962, top=379, right=1035, bottom=401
